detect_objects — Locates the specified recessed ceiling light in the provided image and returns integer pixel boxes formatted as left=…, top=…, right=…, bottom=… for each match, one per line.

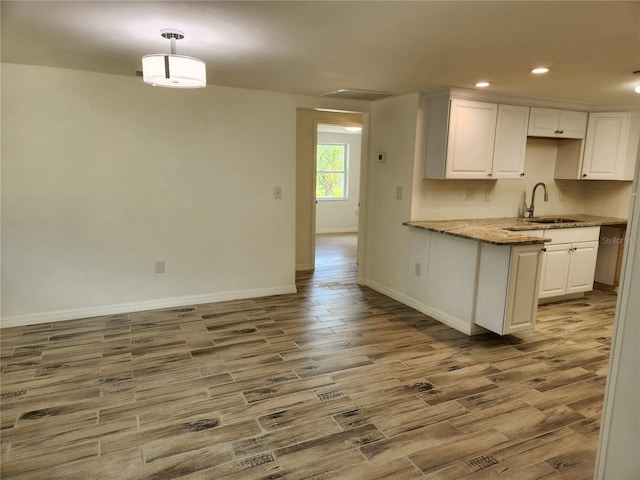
left=475, top=81, right=490, bottom=88
left=531, top=67, right=550, bottom=74
left=635, top=84, right=640, bottom=94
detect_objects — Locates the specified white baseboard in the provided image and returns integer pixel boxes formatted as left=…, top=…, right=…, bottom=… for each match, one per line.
left=315, top=228, right=358, bottom=234
left=363, top=279, right=486, bottom=336
left=1, top=285, right=298, bottom=329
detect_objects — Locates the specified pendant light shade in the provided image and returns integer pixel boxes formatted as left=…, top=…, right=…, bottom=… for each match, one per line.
left=142, top=29, right=206, bottom=88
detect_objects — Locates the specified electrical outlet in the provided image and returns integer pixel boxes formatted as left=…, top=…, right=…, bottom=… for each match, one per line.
left=414, top=262, right=422, bottom=276
left=396, top=186, right=403, bottom=200
left=154, top=260, right=165, bottom=273
left=465, top=190, right=474, bottom=201
left=274, top=186, right=282, bottom=199
left=484, top=190, right=492, bottom=202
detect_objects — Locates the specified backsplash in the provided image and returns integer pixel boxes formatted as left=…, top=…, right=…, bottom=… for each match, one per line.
left=411, top=138, right=632, bottom=220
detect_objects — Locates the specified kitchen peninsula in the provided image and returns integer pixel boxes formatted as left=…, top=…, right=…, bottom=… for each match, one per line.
left=403, top=214, right=626, bottom=336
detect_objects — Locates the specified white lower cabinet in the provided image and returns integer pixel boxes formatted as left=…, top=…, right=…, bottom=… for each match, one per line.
left=566, top=241, right=600, bottom=294
left=406, top=225, right=601, bottom=336
left=407, top=228, right=543, bottom=336
left=538, top=227, right=600, bottom=299
left=476, top=243, right=543, bottom=335
left=539, top=244, right=572, bottom=297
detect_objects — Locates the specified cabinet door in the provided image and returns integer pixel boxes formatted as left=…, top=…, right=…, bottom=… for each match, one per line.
left=558, top=110, right=588, bottom=139
left=528, top=108, right=560, bottom=137
left=475, top=243, right=541, bottom=335
left=504, top=245, right=543, bottom=334
left=492, top=105, right=529, bottom=178
left=445, top=99, right=497, bottom=178
left=528, top=108, right=587, bottom=139
left=582, top=113, right=630, bottom=180
left=566, top=241, right=600, bottom=294
left=539, top=243, right=571, bottom=298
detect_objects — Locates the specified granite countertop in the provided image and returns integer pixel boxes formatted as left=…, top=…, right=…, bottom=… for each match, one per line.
left=403, top=214, right=627, bottom=246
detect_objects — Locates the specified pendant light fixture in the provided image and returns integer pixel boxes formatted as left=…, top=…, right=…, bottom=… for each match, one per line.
left=142, top=29, right=206, bottom=88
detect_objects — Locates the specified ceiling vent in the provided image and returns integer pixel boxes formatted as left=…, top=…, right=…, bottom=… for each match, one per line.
left=322, top=89, right=393, bottom=101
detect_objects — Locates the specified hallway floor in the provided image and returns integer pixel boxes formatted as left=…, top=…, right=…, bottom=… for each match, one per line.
left=1, top=233, right=615, bottom=479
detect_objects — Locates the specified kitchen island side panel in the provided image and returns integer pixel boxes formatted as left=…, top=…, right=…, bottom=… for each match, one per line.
left=425, top=233, right=479, bottom=331
left=475, top=243, right=511, bottom=333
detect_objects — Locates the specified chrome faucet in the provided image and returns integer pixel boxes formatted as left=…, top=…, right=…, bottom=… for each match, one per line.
left=524, top=182, right=548, bottom=218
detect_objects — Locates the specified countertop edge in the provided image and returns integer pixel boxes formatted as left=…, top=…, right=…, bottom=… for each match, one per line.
left=403, top=222, right=548, bottom=246
left=403, top=215, right=628, bottom=246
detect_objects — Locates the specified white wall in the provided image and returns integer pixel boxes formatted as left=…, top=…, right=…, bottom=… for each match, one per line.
left=1, top=63, right=368, bottom=326
left=315, top=131, right=361, bottom=234
left=362, top=93, right=419, bottom=296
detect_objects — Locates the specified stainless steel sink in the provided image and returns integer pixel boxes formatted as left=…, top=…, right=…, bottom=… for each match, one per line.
left=523, top=217, right=578, bottom=224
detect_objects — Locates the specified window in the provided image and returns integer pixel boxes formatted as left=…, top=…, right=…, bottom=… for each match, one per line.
left=316, top=143, right=348, bottom=200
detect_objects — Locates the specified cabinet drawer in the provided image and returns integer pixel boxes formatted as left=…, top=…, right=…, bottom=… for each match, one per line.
left=544, top=226, right=600, bottom=244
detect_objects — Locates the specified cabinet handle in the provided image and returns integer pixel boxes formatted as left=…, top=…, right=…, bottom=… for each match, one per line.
left=558, top=130, right=564, bottom=135
left=520, top=172, right=525, bottom=177
left=487, top=173, right=493, bottom=177
left=582, top=173, right=587, bottom=178
left=541, top=247, right=547, bottom=252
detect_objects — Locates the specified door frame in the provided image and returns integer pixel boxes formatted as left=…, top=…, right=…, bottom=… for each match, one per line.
left=295, top=108, right=367, bottom=273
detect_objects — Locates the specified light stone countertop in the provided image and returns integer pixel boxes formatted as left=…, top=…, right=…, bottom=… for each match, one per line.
left=403, top=214, right=627, bottom=246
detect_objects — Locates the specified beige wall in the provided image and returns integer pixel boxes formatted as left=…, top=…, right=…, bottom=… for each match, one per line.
left=363, top=93, right=420, bottom=293
left=1, top=63, right=368, bottom=326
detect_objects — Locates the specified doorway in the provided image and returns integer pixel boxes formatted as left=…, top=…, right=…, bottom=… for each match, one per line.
left=314, top=123, right=362, bottom=273
left=295, top=109, right=365, bottom=273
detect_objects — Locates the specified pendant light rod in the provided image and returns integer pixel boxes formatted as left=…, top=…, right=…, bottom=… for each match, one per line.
left=161, top=28, right=183, bottom=55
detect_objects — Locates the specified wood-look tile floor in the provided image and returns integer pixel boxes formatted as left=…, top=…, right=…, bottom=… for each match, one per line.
left=1, top=233, right=616, bottom=479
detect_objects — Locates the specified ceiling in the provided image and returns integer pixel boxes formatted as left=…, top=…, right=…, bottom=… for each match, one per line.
left=2, top=1, right=640, bottom=106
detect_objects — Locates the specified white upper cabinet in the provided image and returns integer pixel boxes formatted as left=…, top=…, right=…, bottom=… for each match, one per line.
left=528, top=107, right=588, bottom=139
left=423, top=96, right=528, bottom=179
left=445, top=99, right=497, bottom=178
left=421, top=90, right=640, bottom=181
left=492, top=104, right=530, bottom=178
left=580, top=112, right=640, bottom=181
